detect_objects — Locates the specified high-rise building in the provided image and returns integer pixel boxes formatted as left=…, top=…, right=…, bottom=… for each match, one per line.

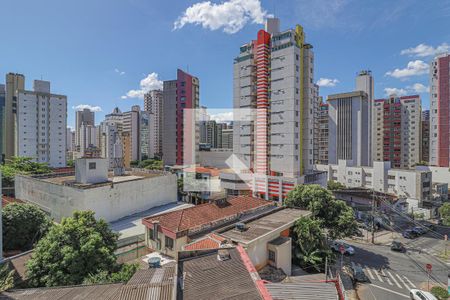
left=355, top=70, right=374, bottom=164
left=4, top=73, right=25, bottom=161
left=328, top=91, right=370, bottom=167
left=16, top=80, right=67, bottom=167
left=75, top=108, right=95, bottom=149
left=421, top=110, right=430, bottom=163
left=79, top=124, right=98, bottom=157
left=233, top=18, right=316, bottom=178
left=373, top=95, right=421, bottom=169
left=312, top=85, right=321, bottom=165
left=318, top=102, right=329, bottom=165
left=430, top=54, right=450, bottom=167
left=221, top=127, right=233, bottom=149
left=144, top=90, right=163, bottom=157
left=0, top=84, right=5, bottom=163
left=99, top=107, right=123, bottom=168
left=122, top=105, right=140, bottom=162
left=162, top=69, right=200, bottom=166
left=66, top=128, right=75, bottom=152
left=139, top=110, right=154, bottom=160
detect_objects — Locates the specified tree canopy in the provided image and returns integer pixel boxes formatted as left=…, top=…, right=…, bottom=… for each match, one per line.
left=327, top=180, right=345, bottom=191
left=0, top=157, right=51, bottom=186
left=285, top=184, right=358, bottom=239
left=26, top=211, right=120, bottom=287
left=439, top=203, right=450, bottom=226
left=3, top=203, right=53, bottom=252
left=291, top=216, right=333, bottom=272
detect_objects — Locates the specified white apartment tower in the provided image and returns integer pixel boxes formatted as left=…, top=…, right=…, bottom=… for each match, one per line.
left=328, top=91, right=370, bottom=167
left=233, top=18, right=316, bottom=178
left=355, top=70, right=374, bottom=164
left=75, top=108, right=95, bottom=148
left=16, top=80, right=67, bottom=167
left=144, top=90, right=163, bottom=157
left=122, top=105, right=140, bottom=162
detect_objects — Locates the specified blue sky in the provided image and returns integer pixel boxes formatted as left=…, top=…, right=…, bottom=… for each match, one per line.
left=1, top=0, right=449, bottom=127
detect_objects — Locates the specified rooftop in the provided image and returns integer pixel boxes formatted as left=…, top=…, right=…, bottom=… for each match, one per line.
left=183, top=233, right=227, bottom=251
left=177, top=248, right=263, bottom=300
left=142, top=196, right=273, bottom=234
left=327, top=90, right=366, bottom=100
left=183, top=166, right=221, bottom=177
left=265, top=281, right=339, bottom=300
left=219, top=208, right=310, bottom=245
left=1, top=265, right=176, bottom=300
left=25, top=170, right=167, bottom=190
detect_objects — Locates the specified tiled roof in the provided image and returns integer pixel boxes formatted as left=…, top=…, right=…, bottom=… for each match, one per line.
left=142, top=196, right=272, bottom=234
left=183, top=233, right=226, bottom=251
left=265, top=282, right=339, bottom=300
left=183, top=167, right=221, bottom=177
left=178, top=248, right=263, bottom=300
left=2, top=196, right=23, bottom=207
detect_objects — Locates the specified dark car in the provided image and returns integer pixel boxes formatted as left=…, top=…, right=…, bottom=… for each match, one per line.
left=402, top=229, right=417, bottom=239
left=423, top=223, right=436, bottom=231
left=351, top=265, right=368, bottom=282
left=411, top=226, right=427, bottom=235
left=391, top=241, right=406, bottom=252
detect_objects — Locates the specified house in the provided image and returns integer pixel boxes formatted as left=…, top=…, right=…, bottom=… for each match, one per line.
left=141, top=196, right=274, bottom=258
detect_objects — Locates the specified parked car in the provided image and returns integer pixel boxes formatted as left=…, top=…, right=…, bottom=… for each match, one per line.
left=351, top=265, right=368, bottom=283
left=331, top=241, right=355, bottom=255
left=411, top=226, right=427, bottom=235
left=409, top=289, right=438, bottom=300
left=391, top=241, right=406, bottom=252
left=402, top=229, right=417, bottom=239
left=422, top=223, right=436, bottom=231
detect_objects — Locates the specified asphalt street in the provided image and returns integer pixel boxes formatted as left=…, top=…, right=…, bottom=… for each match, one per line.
left=342, top=240, right=449, bottom=300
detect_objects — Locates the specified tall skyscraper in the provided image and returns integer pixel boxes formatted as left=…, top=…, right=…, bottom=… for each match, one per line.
left=0, top=85, right=5, bottom=163
left=75, top=108, right=95, bottom=149
left=66, top=128, right=75, bottom=152
left=79, top=124, right=98, bottom=157
left=233, top=18, right=316, bottom=178
left=139, top=110, right=154, bottom=160
left=122, top=105, right=140, bottom=162
left=16, top=80, right=67, bottom=167
left=373, top=95, right=421, bottom=168
left=328, top=91, right=370, bottom=167
left=430, top=54, right=450, bottom=167
left=4, top=73, right=25, bottom=161
left=144, top=90, right=163, bottom=157
left=318, top=102, right=329, bottom=165
left=355, top=70, right=374, bottom=164
left=162, top=69, right=200, bottom=166
left=421, top=110, right=430, bottom=163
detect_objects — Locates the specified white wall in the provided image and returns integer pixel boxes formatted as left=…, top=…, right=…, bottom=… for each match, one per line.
left=15, top=173, right=177, bottom=222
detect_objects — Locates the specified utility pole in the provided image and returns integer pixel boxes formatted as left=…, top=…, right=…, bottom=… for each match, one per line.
left=325, top=256, right=328, bottom=282
left=371, top=189, right=376, bottom=244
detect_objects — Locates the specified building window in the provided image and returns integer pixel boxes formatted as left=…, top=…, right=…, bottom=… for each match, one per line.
left=268, top=250, right=276, bottom=262
left=148, top=228, right=154, bottom=241
left=165, top=236, right=174, bottom=250
left=89, top=162, right=96, bottom=170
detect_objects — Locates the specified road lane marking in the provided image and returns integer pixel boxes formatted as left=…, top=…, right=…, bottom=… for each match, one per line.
left=387, top=271, right=402, bottom=289
left=381, top=269, right=393, bottom=285
left=373, top=268, right=384, bottom=282
left=365, top=267, right=375, bottom=280
left=369, top=284, right=409, bottom=298
left=396, top=273, right=410, bottom=290
left=403, top=275, right=416, bottom=288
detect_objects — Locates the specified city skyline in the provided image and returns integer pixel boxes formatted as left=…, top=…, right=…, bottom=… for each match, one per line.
left=1, top=0, right=449, bottom=127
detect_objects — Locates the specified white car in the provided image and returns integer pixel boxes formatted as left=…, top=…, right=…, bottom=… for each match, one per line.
left=409, top=289, right=438, bottom=300
left=331, top=241, right=355, bottom=255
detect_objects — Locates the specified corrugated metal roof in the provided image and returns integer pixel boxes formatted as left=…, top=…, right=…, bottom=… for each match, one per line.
left=266, top=282, right=339, bottom=300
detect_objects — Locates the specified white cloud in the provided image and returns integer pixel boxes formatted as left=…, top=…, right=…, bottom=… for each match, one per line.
left=385, top=60, right=429, bottom=79
left=173, top=0, right=271, bottom=34
left=122, top=72, right=163, bottom=99
left=316, top=78, right=339, bottom=87
left=401, top=43, right=450, bottom=57
left=114, top=68, right=125, bottom=75
left=72, top=104, right=102, bottom=112
left=407, top=83, right=429, bottom=93
left=210, top=111, right=234, bottom=123
left=384, top=87, right=407, bottom=96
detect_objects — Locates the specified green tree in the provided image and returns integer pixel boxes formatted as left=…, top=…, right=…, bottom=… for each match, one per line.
left=66, top=160, right=74, bottom=167
left=439, top=203, right=450, bottom=226
left=83, top=263, right=139, bottom=285
left=0, top=264, right=15, bottom=292
left=430, top=286, right=448, bottom=300
left=0, top=157, right=51, bottom=187
left=285, top=184, right=358, bottom=239
left=3, top=203, right=53, bottom=251
left=327, top=180, right=345, bottom=191
left=292, top=217, right=332, bottom=272
left=26, top=211, right=119, bottom=287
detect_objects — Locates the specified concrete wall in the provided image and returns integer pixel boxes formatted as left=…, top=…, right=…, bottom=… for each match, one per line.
left=15, top=173, right=177, bottom=222
left=198, top=150, right=233, bottom=169
left=416, top=166, right=450, bottom=185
